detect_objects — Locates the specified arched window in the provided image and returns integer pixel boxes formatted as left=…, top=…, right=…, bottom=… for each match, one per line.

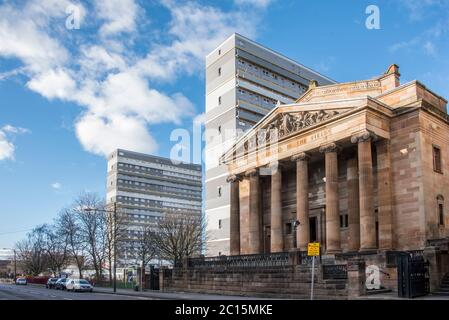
left=437, top=195, right=444, bottom=226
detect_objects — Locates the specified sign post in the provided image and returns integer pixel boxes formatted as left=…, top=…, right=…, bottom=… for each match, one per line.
left=307, top=242, right=320, bottom=300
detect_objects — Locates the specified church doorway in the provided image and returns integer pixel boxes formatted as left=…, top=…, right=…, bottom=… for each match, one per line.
left=309, top=217, right=318, bottom=242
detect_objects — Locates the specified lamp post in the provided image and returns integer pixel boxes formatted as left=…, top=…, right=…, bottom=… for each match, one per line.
left=13, top=249, right=17, bottom=280
left=84, top=202, right=118, bottom=293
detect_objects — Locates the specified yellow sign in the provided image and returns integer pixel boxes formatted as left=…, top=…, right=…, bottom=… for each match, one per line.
left=307, top=242, right=320, bottom=256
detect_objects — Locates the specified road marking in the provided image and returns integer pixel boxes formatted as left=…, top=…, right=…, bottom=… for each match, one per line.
left=63, top=298, right=73, bottom=300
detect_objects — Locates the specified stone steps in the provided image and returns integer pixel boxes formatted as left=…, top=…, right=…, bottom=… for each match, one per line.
left=435, top=273, right=449, bottom=294
left=366, top=288, right=392, bottom=295
left=433, top=291, right=449, bottom=296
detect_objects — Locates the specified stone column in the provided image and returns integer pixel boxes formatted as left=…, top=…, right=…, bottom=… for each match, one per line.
left=347, top=156, right=360, bottom=252
left=227, top=174, right=241, bottom=256
left=247, top=169, right=262, bottom=254
left=376, top=139, right=393, bottom=250
left=292, top=152, right=310, bottom=251
left=351, top=131, right=377, bottom=251
left=270, top=164, right=283, bottom=253
left=319, top=143, right=341, bottom=253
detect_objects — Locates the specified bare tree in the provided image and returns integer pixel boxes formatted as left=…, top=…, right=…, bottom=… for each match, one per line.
left=57, top=208, right=86, bottom=279
left=41, top=224, right=69, bottom=276
left=15, top=225, right=48, bottom=276
left=132, top=224, right=158, bottom=269
left=73, top=192, right=107, bottom=282
left=151, top=213, right=205, bottom=264
left=103, top=204, right=128, bottom=284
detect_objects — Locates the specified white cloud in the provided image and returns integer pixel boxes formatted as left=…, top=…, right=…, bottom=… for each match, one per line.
left=399, top=0, right=447, bottom=21
left=391, top=1, right=449, bottom=56
left=75, top=113, right=158, bottom=156
left=137, top=1, right=261, bottom=80
left=27, top=68, right=77, bottom=100
left=234, top=0, right=274, bottom=8
left=0, top=125, right=30, bottom=161
left=0, top=0, right=273, bottom=158
left=51, top=182, right=62, bottom=190
left=1, top=125, right=30, bottom=134
left=0, top=132, right=15, bottom=161
left=95, top=0, right=139, bottom=37
left=423, top=41, right=437, bottom=55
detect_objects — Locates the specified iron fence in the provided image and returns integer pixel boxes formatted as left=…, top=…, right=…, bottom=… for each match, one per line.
left=184, top=252, right=291, bottom=269
left=386, top=250, right=425, bottom=267
left=322, top=264, right=348, bottom=280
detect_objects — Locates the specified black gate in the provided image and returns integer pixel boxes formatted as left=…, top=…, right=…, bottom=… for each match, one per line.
left=149, top=266, right=160, bottom=290
left=397, top=252, right=430, bottom=298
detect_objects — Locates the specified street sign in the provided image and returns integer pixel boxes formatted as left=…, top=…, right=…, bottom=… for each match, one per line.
left=307, top=242, right=320, bottom=300
left=307, top=242, right=320, bottom=256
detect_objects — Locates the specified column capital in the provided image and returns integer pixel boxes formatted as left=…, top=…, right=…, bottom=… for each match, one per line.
left=245, top=168, right=259, bottom=178
left=351, top=130, right=378, bottom=144
left=319, top=142, right=341, bottom=154
left=291, top=152, right=311, bottom=162
left=226, top=174, right=242, bottom=183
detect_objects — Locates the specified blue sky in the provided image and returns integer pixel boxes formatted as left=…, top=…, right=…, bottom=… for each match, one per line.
left=1, top=0, right=448, bottom=248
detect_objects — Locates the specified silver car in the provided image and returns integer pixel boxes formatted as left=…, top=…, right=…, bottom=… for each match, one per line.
left=65, top=279, right=93, bottom=292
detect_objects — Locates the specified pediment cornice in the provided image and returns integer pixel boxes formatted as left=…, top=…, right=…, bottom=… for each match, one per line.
left=221, top=97, right=393, bottom=165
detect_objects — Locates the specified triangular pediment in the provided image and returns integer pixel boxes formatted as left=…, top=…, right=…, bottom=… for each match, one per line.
left=261, top=107, right=352, bottom=138
left=221, top=101, right=361, bottom=164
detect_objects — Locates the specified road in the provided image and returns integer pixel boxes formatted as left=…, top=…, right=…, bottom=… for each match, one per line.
left=0, top=283, right=156, bottom=300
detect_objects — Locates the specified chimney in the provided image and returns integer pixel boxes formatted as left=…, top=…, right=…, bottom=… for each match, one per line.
left=380, top=64, right=400, bottom=92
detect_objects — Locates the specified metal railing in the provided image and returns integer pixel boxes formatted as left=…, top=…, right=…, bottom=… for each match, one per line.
left=322, top=264, right=348, bottom=280
left=386, top=250, right=424, bottom=267
left=186, top=252, right=291, bottom=269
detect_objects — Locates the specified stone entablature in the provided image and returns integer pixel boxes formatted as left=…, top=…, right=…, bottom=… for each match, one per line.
left=221, top=65, right=449, bottom=255
left=223, top=100, right=392, bottom=176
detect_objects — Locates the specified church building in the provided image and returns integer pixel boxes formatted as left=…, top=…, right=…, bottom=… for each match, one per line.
left=221, top=65, right=449, bottom=257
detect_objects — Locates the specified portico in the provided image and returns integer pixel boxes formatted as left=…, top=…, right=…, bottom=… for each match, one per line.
left=226, top=129, right=390, bottom=254
left=222, top=65, right=407, bottom=255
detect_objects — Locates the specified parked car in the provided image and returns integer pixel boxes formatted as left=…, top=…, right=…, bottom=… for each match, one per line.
left=15, top=278, right=27, bottom=285
left=46, top=278, right=59, bottom=289
left=54, top=278, right=69, bottom=290
left=66, top=279, right=93, bottom=292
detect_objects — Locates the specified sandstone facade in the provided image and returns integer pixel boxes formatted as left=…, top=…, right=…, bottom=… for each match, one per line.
left=221, top=65, right=449, bottom=254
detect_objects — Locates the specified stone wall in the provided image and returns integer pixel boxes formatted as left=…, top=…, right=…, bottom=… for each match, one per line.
left=160, top=256, right=348, bottom=299
left=336, top=251, right=397, bottom=292
left=390, top=110, right=425, bottom=249
left=418, top=110, right=449, bottom=240
left=160, top=248, right=449, bottom=299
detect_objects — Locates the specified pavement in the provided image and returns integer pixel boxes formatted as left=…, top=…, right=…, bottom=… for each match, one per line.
left=91, top=286, right=271, bottom=300
left=1, top=282, right=448, bottom=300
left=0, top=283, right=269, bottom=300
left=355, top=292, right=449, bottom=300
left=0, top=283, right=156, bottom=300
left=91, top=287, right=449, bottom=300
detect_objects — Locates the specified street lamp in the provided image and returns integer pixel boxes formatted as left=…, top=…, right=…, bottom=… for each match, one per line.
left=84, top=202, right=118, bottom=294
left=13, top=249, right=17, bottom=280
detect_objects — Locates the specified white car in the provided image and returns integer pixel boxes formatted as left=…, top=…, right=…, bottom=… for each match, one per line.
left=15, top=278, right=27, bottom=285
left=65, top=279, right=93, bottom=292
